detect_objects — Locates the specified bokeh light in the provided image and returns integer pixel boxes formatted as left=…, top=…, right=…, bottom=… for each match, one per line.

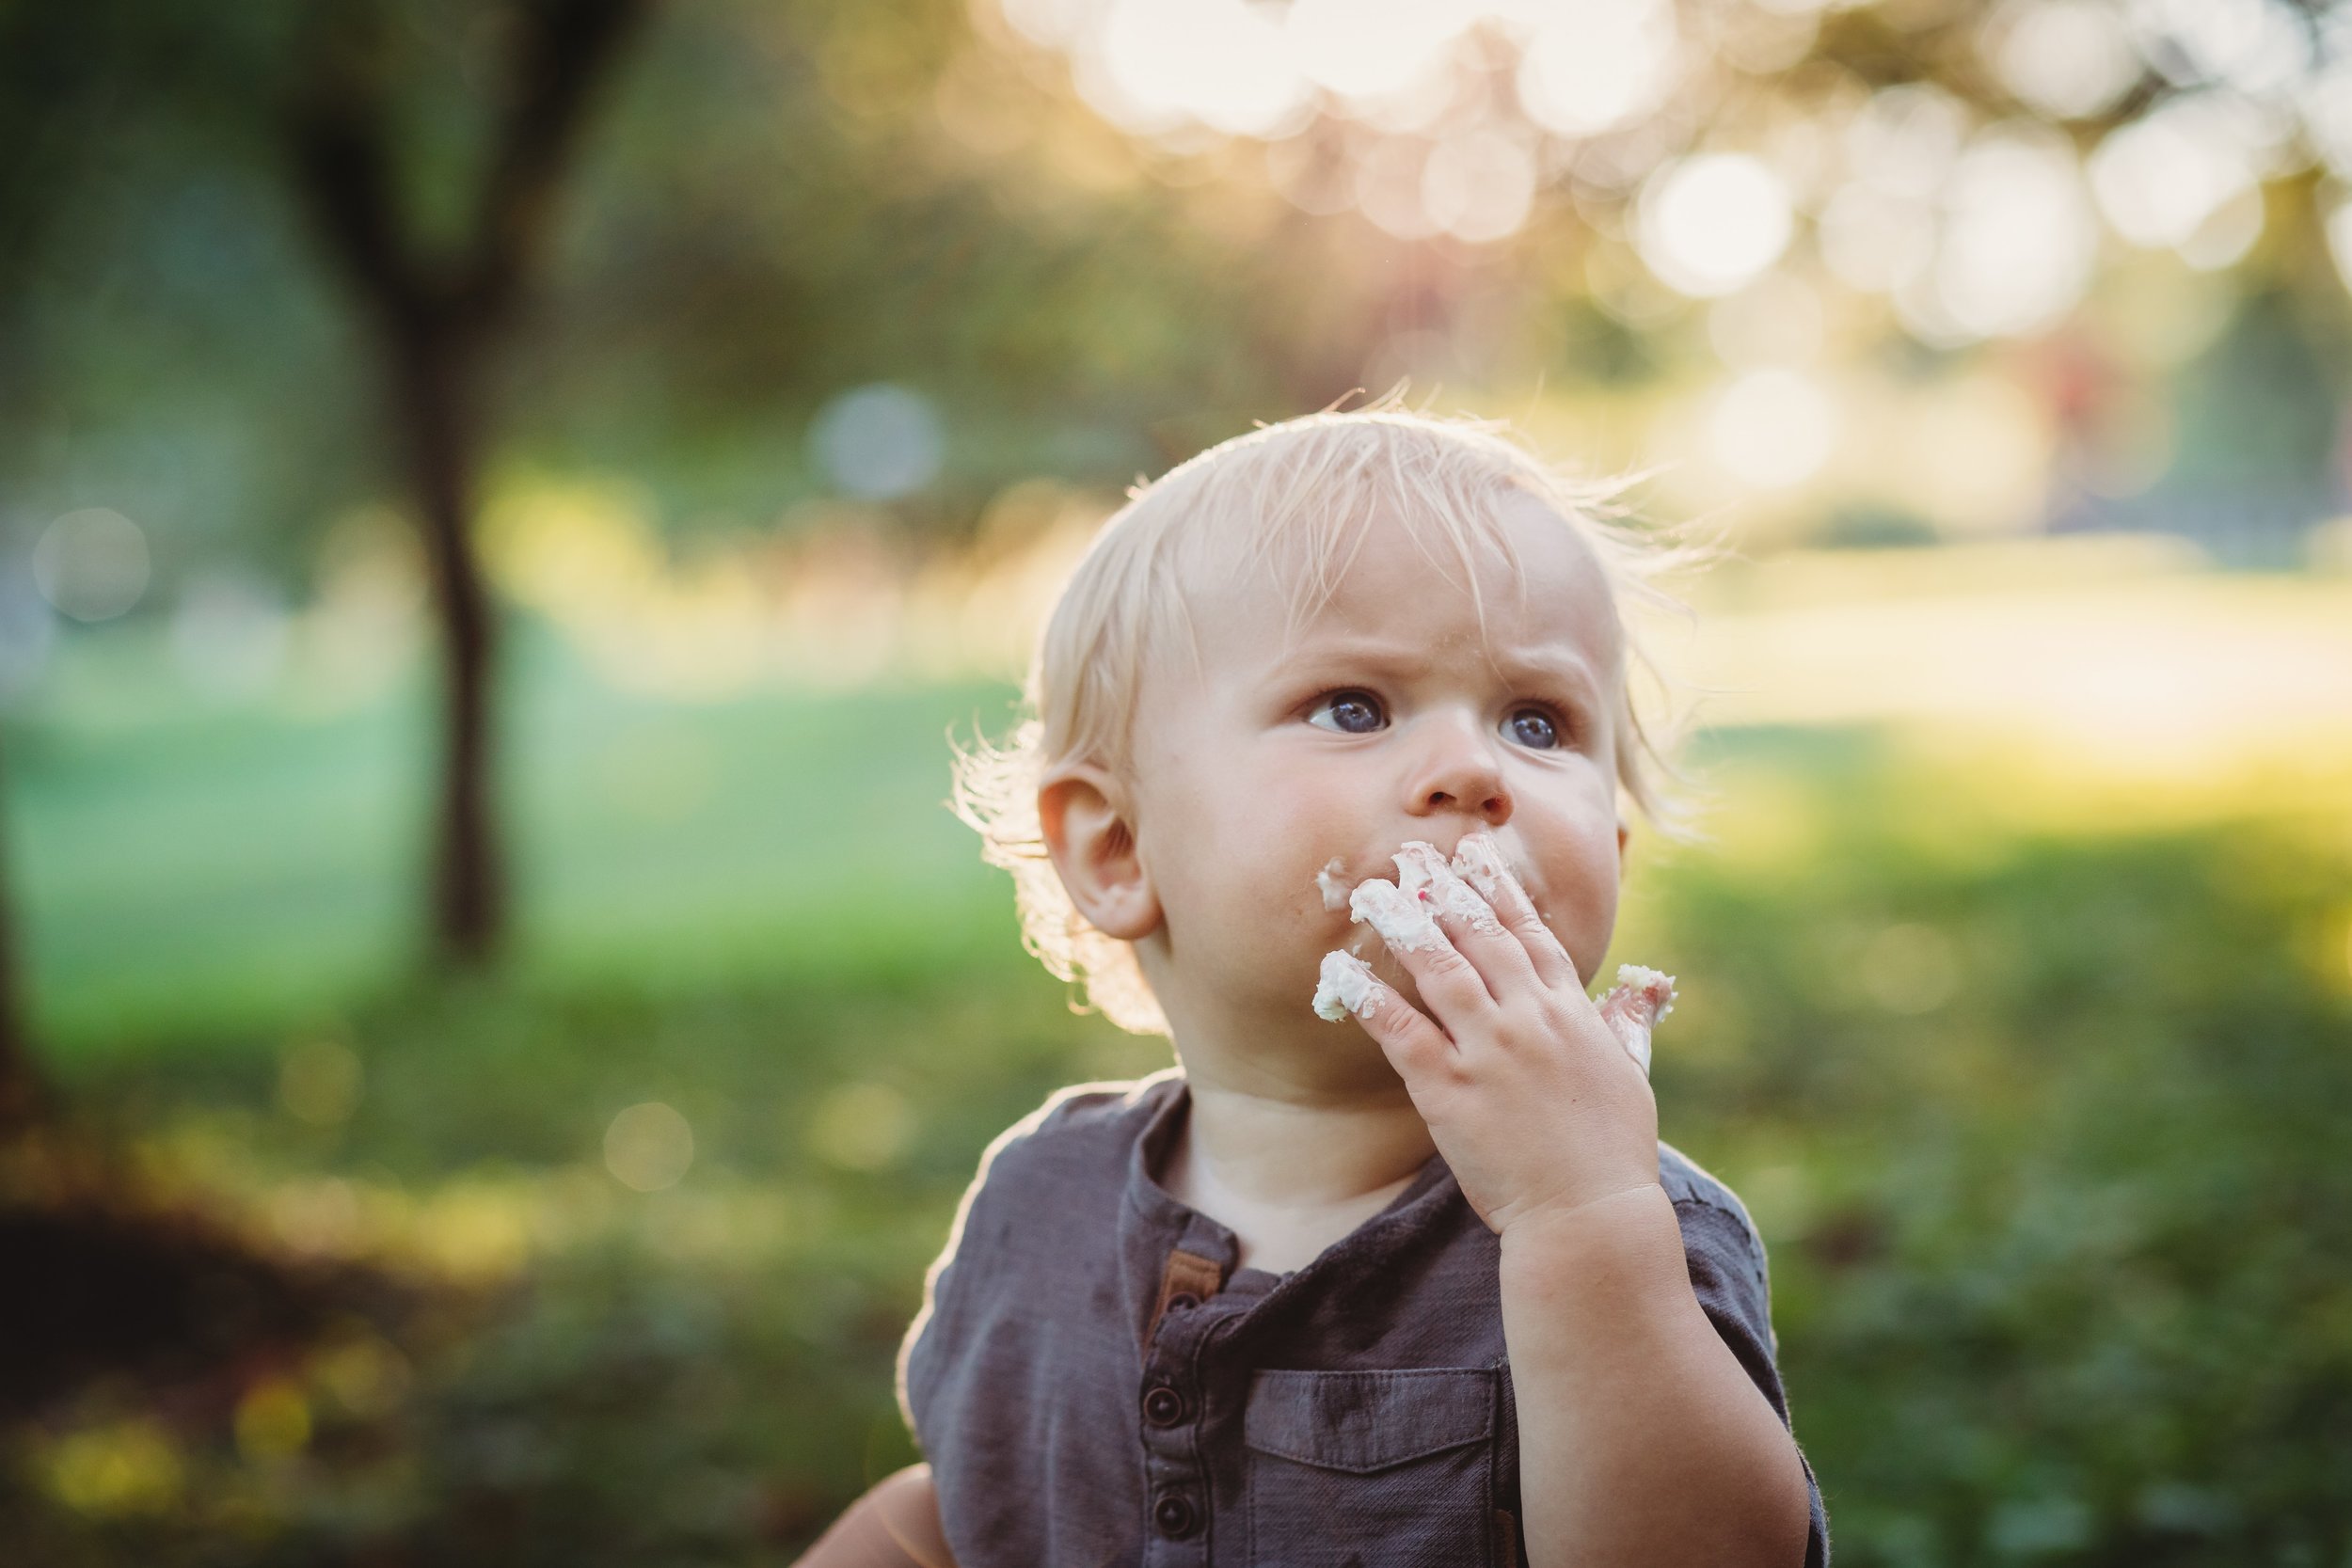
left=1637, top=154, right=1794, bottom=298
left=1090, top=0, right=1306, bottom=137
left=2306, top=49, right=2352, bottom=181
left=808, top=384, right=945, bottom=501
left=1708, top=367, right=1840, bottom=489
left=1986, top=0, right=2143, bottom=119
left=604, top=1101, right=696, bottom=1192
left=1515, top=0, right=1678, bottom=138
left=2129, top=0, right=2312, bottom=102
left=1925, top=127, right=2098, bottom=341
left=1288, top=0, right=1467, bottom=103
left=33, top=508, right=150, bottom=623
left=1422, top=130, right=1538, bottom=245
left=2090, top=93, right=2267, bottom=265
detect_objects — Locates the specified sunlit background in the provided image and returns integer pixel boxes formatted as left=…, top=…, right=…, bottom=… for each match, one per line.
left=3, top=0, right=2350, bottom=1563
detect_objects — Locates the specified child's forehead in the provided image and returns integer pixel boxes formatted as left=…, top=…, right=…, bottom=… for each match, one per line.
left=1181, top=490, right=1622, bottom=667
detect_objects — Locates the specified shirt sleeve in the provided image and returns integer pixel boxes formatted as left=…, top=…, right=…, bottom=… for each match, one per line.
left=895, top=1140, right=994, bottom=1452
left=1674, top=1195, right=1831, bottom=1567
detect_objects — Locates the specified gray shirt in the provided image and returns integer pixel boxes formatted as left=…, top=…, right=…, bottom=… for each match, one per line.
left=900, top=1069, right=1828, bottom=1566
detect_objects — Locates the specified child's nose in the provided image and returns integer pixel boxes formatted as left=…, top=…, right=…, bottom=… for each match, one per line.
left=1403, top=718, right=1512, bottom=827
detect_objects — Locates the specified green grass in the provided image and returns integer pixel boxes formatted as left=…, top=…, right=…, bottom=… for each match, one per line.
left=7, top=628, right=2352, bottom=1565
left=10, top=621, right=1029, bottom=1056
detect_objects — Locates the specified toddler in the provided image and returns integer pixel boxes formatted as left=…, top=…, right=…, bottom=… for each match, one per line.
left=798, top=409, right=1826, bottom=1567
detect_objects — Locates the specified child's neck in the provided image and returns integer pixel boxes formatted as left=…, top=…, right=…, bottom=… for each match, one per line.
left=1162, top=1072, right=1438, bottom=1274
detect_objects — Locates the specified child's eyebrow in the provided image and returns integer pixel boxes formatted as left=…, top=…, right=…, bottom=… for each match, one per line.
left=1273, top=637, right=1606, bottom=699
left=1486, top=648, right=1606, bottom=700
left=1273, top=635, right=1437, bottom=682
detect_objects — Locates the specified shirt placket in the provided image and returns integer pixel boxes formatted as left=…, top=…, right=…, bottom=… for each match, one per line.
left=1136, top=1242, right=1237, bottom=1566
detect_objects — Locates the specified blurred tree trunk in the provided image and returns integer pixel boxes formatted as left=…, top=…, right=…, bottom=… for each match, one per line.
left=289, top=0, right=646, bottom=965
left=392, top=318, right=502, bottom=958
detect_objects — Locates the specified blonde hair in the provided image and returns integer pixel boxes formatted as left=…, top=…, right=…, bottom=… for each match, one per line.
left=954, top=404, right=1708, bottom=1036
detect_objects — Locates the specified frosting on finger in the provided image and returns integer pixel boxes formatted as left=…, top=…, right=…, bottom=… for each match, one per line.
left=1311, top=949, right=1380, bottom=1022
left=1394, top=842, right=1502, bottom=933
left=1595, top=963, right=1677, bottom=1074
left=1448, top=833, right=1519, bottom=905
left=1349, top=878, right=1448, bottom=953
left=1393, top=842, right=1440, bottom=899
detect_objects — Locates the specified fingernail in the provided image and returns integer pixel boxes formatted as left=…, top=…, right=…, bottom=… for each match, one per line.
left=1311, top=950, right=1379, bottom=1021
left=1349, top=879, right=1446, bottom=953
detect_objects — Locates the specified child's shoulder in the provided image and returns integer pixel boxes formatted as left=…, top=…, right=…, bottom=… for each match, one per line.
left=1657, top=1138, right=1775, bottom=1304
left=966, top=1068, right=1183, bottom=1190
left=1656, top=1139, right=1764, bottom=1234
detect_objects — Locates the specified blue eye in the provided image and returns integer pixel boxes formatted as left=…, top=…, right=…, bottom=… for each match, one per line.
left=1505, top=707, right=1559, bottom=749
left=1308, top=690, right=1387, bottom=735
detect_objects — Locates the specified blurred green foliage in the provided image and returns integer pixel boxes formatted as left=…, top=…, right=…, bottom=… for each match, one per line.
left=0, top=0, right=1352, bottom=593
left=8, top=0, right=2351, bottom=1560
left=6, top=655, right=2349, bottom=1564
left=1630, top=736, right=2352, bottom=1564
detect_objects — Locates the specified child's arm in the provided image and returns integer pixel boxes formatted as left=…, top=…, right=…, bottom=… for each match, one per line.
left=1498, top=1187, right=1811, bottom=1567
left=1331, top=844, right=1814, bottom=1568
left=791, top=1464, right=960, bottom=1568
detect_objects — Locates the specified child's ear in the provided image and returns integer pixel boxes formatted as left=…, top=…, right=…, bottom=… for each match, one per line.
left=1616, top=818, right=1630, bottom=878
left=1039, top=764, right=1161, bottom=942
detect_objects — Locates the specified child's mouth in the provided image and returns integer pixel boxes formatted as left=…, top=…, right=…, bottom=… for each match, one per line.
left=1310, top=835, right=1525, bottom=1021
left=1317, top=835, right=1533, bottom=910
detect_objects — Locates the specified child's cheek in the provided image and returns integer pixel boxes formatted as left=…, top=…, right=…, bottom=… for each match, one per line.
left=1542, top=872, right=1620, bottom=984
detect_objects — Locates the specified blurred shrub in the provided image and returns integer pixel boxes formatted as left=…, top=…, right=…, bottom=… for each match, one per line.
left=1638, top=734, right=2352, bottom=1565
left=6, top=730, right=2350, bottom=1564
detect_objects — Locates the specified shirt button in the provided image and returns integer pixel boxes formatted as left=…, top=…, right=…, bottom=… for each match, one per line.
left=1165, top=1291, right=1200, bottom=1314
left=1142, top=1384, right=1188, bottom=1427
left=1152, top=1492, right=1199, bottom=1539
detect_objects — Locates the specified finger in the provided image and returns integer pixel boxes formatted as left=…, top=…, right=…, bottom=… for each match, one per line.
left=1594, top=965, right=1677, bottom=1075
left=1393, top=841, right=1539, bottom=994
left=1450, top=832, right=1581, bottom=988
left=1311, top=950, right=1458, bottom=1085
left=1347, top=879, right=1496, bottom=1020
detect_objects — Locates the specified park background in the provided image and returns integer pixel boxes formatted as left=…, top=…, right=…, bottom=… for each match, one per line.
left=5, top=0, right=2352, bottom=1562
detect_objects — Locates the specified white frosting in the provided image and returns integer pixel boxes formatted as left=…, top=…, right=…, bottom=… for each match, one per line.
left=1595, top=964, right=1677, bottom=1074
left=1612, top=963, right=1677, bottom=1023
left=1304, top=837, right=1539, bottom=1021
left=1393, top=841, right=1501, bottom=931
left=1348, top=878, right=1447, bottom=953
left=1432, top=867, right=1502, bottom=932
left=1393, top=841, right=1439, bottom=897
left=1311, top=950, right=1380, bottom=1022
left=1449, top=833, right=1517, bottom=903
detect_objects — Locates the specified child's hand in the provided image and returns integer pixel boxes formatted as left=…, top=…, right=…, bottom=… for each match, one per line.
left=1319, top=834, right=1663, bottom=1237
